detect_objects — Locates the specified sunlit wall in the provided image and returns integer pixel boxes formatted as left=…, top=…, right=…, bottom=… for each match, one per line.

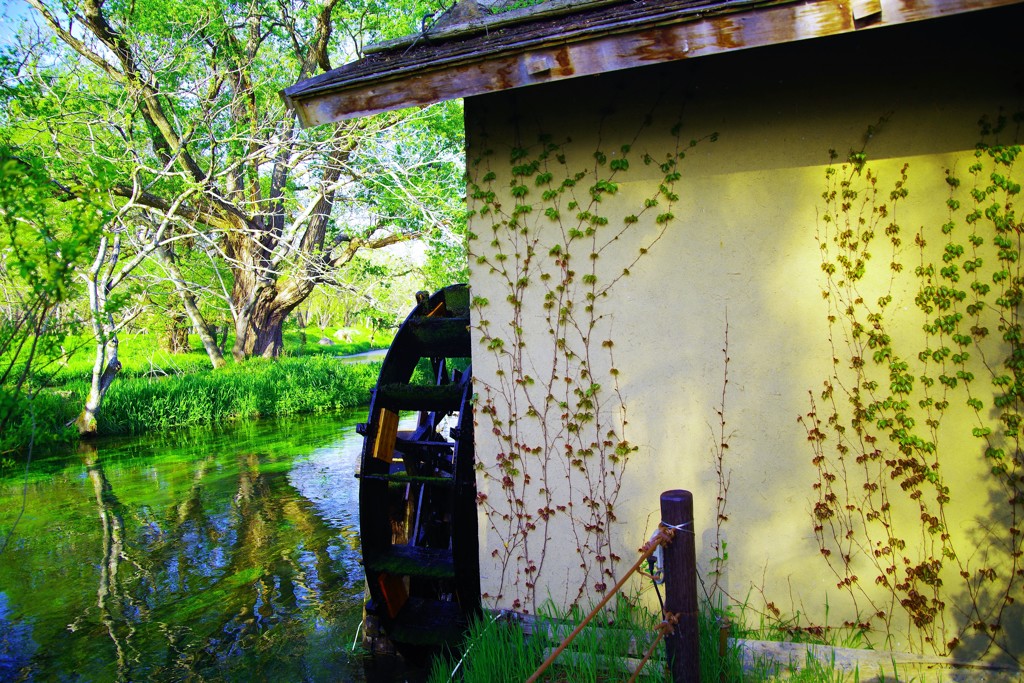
left=465, top=6, right=1024, bottom=663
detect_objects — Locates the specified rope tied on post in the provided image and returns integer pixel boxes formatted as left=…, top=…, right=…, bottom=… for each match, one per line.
left=626, top=612, right=680, bottom=683
left=525, top=526, right=675, bottom=683
left=642, top=525, right=675, bottom=554
left=523, top=490, right=699, bottom=683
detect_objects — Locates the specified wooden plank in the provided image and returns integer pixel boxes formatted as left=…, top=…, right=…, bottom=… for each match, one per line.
left=408, top=317, right=471, bottom=358
left=539, top=648, right=662, bottom=676
left=283, top=0, right=757, bottom=103
left=376, top=383, right=464, bottom=412
left=377, top=572, right=409, bottom=619
left=366, top=0, right=636, bottom=53
left=511, top=610, right=1024, bottom=681
left=373, top=407, right=400, bottom=463
left=284, top=0, right=1021, bottom=125
left=730, top=639, right=1023, bottom=681
left=541, top=622, right=659, bottom=657
left=364, top=544, right=457, bottom=579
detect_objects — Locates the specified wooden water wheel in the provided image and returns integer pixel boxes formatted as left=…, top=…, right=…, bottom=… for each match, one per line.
left=356, top=284, right=479, bottom=654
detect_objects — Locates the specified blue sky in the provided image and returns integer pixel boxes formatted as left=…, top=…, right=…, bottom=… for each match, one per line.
left=0, top=0, right=37, bottom=49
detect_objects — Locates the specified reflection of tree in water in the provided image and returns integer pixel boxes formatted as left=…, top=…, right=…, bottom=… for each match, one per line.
left=149, top=452, right=355, bottom=679
left=82, top=442, right=151, bottom=682
left=74, top=444, right=358, bottom=680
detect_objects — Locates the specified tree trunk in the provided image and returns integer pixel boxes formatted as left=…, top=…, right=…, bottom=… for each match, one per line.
left=76, top=335, right=121, bottom=436
left=76, top=235, right=122, bottom=437
left=163, top=310, right=189, bottom=354
left=155, top=245, right=227, bottom=368
left=231, top=277, right=311, bottom=360
left=295, top=309, right=307, bottom=347
left=233, top=299, right=290, bottom=359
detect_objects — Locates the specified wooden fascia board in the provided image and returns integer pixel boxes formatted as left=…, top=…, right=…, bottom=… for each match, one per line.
left=285, top=0, right=1020, bottom=126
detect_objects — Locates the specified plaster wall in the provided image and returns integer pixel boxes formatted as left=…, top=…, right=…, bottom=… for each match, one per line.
left=465, top=7, right=1023, bottom=661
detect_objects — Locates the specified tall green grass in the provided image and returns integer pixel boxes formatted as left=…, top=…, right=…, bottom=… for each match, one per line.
left=424, top=595, right=895, bottom=683
left=428, top=596, right=669, bottom=683
left=42, top=325, right=385, bottom=388
left=97, top=357, right=381, bottom=434
left=0, top=389, right=80, bottom=460
left=0, top=357, right=382, bottom=458
left=0, top=324, right=391, bottom=457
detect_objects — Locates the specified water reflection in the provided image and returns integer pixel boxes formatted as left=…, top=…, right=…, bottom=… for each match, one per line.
left=0, top=410, right=426, bottom=682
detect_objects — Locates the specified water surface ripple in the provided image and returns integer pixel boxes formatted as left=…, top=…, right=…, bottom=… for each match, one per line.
left=0, top=410, right=423, bottom=682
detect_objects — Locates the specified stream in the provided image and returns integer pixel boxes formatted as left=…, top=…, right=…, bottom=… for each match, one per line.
left=0, top=409, right=427, bottom=682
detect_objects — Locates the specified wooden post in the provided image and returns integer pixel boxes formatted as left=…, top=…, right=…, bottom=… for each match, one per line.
left=661, top=489, right=700, bottom=683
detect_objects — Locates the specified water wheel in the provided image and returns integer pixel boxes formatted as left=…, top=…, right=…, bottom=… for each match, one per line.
left=357, top=284, right=479, bottom=655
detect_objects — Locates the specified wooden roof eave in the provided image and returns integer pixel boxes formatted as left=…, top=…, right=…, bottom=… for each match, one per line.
left=281, top=0, right=780, bottom=126
left=282, top=0, right=1023, bottom=127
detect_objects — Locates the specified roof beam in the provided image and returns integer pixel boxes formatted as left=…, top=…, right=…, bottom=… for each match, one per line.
left=282, top=0, right=1020, bottom=126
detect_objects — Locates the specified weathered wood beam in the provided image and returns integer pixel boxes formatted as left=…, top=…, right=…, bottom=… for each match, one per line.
left=283, top=0, right=1021, bottom=126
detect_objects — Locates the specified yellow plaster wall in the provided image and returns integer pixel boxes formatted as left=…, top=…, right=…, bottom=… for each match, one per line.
left=465, top=9, right=1023, bottom=660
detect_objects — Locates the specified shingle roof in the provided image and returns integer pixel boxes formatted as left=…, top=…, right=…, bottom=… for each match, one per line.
left=281, top=0, right=1022, bottom=126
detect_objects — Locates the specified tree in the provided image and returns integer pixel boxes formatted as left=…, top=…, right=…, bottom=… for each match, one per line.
left=0, top=155, right=103, bottom=452
left=72, top=201, right=220, bottom=435
left=350, top=98, right=469, bottom=290
left=14, top=0, right=457, bottom=362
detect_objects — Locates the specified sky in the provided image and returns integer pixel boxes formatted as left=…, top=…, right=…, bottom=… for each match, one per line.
left=0, top=0, right=36, bottom=49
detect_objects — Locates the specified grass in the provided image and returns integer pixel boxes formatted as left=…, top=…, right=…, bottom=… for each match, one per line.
left=423, top=594, right=925, bottom=683
left=96, top=356, right=382, bottom=434
left=43, top=324, right=384, bottom=386
left=427, top=596, right=687, bottom=683
left=0, top=324, right=392, bottom=457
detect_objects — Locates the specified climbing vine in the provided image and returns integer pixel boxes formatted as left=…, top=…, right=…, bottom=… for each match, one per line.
left=707, top=316, right=733, bottom=603
left=467, top=110, right=714, bottom=612
left=801, top=113, right=1024, bottom=660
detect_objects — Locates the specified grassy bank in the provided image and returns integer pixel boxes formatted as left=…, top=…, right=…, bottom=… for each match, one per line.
left=425, top=596, right=923, bottom=683
left=98, top=356, right=381, bottom=434
left=427, top=597, right=676, bottom=683
left=1, top=325, right=389, bottom=458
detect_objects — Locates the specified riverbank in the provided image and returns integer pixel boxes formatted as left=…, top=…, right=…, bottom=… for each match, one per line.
left=1, top=330, right=390, bottom=458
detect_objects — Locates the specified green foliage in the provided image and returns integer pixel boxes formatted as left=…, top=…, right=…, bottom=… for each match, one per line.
left=0, top=389, right=80, bottom=457
left=0, top=322, right=384, bottom=453
left=425, top=594, right=881, bottom=682
left=0, top=156, right=105, bottom=455
left=2, top=0, right=466, bottom=362
left=96, top=357, right=380, bottom=434
left=428, top=613, right=545, bottom=683
left=427, top=595, right=666, bottom=683
left=353, top=99, right=469, bottom=290
left=803, top=113, right=1024, bottom=659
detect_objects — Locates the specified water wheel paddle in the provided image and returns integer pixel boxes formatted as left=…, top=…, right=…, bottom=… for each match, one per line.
left=357, top=284, right=479, bottom=656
